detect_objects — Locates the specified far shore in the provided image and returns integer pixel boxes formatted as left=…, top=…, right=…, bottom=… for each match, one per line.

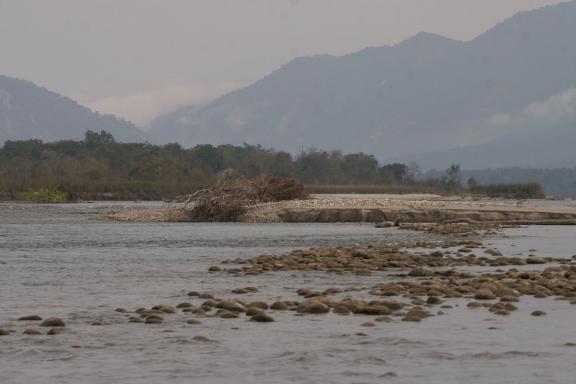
left=106, top=194, right=576, bottom=224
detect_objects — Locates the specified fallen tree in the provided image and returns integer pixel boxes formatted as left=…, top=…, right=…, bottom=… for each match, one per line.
left=176, top=170, right=306, bottom=222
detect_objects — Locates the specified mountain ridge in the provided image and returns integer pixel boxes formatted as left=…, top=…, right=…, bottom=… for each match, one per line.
left=148, top=0, right=576, bottom=167
left=0, top=75, right=146, bottom=144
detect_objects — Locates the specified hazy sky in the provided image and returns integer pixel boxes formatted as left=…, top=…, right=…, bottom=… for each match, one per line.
left=0, top=0, right=567, bottom=125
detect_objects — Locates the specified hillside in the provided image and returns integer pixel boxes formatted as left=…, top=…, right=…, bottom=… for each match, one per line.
left=149, top=1, right=576, bottom=167
left=0, top=75, right=145, bottom=144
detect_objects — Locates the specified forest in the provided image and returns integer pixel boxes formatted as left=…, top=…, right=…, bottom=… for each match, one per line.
left=0, top=131, right=549, bottom=201
left=0, top=131, right=453, bottom=201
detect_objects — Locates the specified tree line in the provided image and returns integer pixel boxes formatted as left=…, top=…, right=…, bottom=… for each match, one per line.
left=0, top=131, right=548, bottom=201
left=0, top=131, right=437, bottom=200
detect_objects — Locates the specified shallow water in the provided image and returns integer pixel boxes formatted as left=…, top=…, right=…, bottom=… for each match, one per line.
left=1, top=203, right=576, bottom=384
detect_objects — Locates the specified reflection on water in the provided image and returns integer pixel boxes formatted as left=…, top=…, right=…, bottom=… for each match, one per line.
left=1, top=202, right=575, bottom=384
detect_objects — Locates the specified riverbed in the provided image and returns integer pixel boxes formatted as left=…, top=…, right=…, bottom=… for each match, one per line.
left=1, top=202, right=575, bottom=384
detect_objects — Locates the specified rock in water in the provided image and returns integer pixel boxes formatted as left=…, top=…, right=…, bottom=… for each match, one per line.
left=251, top=314, right=274, bottom=323
left=23, top=329, right=42, bottom=335
left=40, top=318, right=65, bottom=327
left=474, top=289, right=496, bottom=300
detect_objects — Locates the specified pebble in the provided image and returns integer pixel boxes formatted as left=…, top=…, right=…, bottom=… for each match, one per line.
left=40, top=318, right=65, bottom=327
left=193, top=335, right=212, bottom=342
left=144, top=315, right=163, bottom=324
left=218, top=310, right=240, bottom=319
left=270, top=301, right=290, bottom=310
left=18, top=315, right=42, bottom=321
left=474, top=289, right=497, bottom=300
left=216, top=301, right=247, bottom=313
left=531, top=310, right=546, bottom=317
left=152, top=305, right=176, bottom=314
left=361, top=321, right=376, bottom=327
left=22, top=328, right=42, bottom=335
left=187, top=319, right=202, bottom=325
left=247, top=301, right=269, bottom=310
left=46, top=328, right=63, bottom=335
left=297, top=301, right=330, bottom=314
left=246, top=307, right=265, bottom=316
left=251, top=314, right=275, bottom=322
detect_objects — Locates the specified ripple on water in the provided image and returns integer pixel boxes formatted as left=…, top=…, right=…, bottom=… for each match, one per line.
left=2, top=202, right=576, bottom=384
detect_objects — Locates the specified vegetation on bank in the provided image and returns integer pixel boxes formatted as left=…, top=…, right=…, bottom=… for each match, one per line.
left=468, top=180, right=545, bottom=199
left=0, top=131, right=445, bottom=201
left=21, top=188, right=69, bottom=203
left=0, top=131, right=545, bottom=201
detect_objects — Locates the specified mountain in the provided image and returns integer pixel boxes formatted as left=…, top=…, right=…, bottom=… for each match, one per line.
left=399, top=121, right=576, bottom=170
left=148, top=1, right=576, bottom=167
left=0, top=76, right=146, bottom=144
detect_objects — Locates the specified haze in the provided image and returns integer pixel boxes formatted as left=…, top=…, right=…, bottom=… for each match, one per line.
left=0, top=0, right=567, bottom=125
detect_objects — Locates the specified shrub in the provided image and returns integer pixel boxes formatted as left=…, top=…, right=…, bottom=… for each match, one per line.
left=469, top=182, right=545, bottom=199
left=21, top=188, right=69, bottom=203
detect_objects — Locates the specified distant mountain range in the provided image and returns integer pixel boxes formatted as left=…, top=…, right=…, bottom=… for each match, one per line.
left=0, top=75, right=145, bottom=144
left=148, top=0, right=576, bottom=169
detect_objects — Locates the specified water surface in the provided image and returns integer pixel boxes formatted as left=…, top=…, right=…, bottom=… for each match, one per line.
left=1, top=203, right=575, bottom=384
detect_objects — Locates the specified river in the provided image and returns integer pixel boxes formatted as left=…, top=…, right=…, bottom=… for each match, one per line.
left=0, top=202, right=575, bottom=384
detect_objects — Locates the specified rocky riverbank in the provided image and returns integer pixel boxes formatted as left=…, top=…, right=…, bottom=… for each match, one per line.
left=107, top=195, right=576, bottom=224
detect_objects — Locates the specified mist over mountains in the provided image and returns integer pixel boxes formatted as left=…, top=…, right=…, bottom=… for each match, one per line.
left=0, top=76, right=145, bottom=144
left=1, top=1, right=575, bottom=171
left=148, top=0, right=576, bottom=169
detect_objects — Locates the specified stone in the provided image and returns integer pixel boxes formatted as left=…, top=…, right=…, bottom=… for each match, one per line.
left=216, top=301, right=247, bottom=313
left=218, top=310, right=239, bottom=319
left=186, top=319, right=202, bottom=325
left=193, top=336, right=212, bottom=342
left=408, top=268, right=427, bottom=277
left=526, top=258, right=547, bottom=265
left=40, top=318, right=65, bottom=327
left=333, top=305, right=352, bottom=315
left=0, top=329, right=11, bottom=336
left=247, top=301, right=269, bottom=310
left=152, top=305, right=176, bottom=314
left=298, top=302, right=330, bottom=314
left=46, top=328, right=63, bottom=335
left=531, top=310, right=546, bottom=317
left=246, top=307, right=265, bottom=316
left=18, top=315, right=42, bottom=321
left=145, top=315, right=164, bottom=324
left=23, top=328, right=41, bottom=335
left=361, top=321, right=376, bottom=327
left=474, top=289, right=496, bottom=300
left=271, top=301, right=290, bottom=310
left=426, top=297, right=442, bottom=305
left=251, top=314, right=275, bottom=323
left=176, top=303, right=193, bottom=309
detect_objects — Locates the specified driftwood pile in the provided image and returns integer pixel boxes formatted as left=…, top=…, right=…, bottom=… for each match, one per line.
left=177, top=170, right=305, bottom=222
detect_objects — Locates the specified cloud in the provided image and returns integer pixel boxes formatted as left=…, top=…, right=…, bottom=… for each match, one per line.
left=82, top=83, right=240, bottom=127
left=456, top=88, right=576, bottom=146
left=491, top=88, right=576, bottom=128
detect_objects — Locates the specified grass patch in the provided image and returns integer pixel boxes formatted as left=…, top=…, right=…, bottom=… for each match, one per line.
left=21, top=189, right=69, bottom=203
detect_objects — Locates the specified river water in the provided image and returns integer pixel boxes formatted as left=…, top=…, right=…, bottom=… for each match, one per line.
left=1, top=202, right=575, bottom=384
